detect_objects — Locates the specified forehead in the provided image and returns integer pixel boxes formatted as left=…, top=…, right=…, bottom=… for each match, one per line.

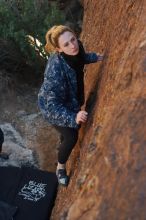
left=58, top=31, right=75, bottom=45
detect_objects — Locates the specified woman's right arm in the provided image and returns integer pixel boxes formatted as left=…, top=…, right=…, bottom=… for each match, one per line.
left=38, top=64, right=78, bottom=128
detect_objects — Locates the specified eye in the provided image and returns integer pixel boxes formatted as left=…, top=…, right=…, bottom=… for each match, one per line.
left=71, top=37, right=76, bottom=42
left=64, top=42, right=69, bottom=47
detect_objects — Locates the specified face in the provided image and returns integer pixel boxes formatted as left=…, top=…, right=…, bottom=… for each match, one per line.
left=57, top=31, right=79, bottom=55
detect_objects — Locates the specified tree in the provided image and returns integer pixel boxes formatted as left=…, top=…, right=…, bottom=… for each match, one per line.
left=0, top=0, right=65, bottom=75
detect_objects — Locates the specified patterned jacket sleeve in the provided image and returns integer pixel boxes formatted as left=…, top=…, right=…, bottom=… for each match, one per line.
left=38, top=64, right=78, bottom=129
left=84, top=52, right=99, bottom=64
left=78, top=40, right=100, bottom=64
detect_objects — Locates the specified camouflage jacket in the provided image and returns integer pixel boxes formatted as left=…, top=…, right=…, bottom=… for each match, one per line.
left=38, top=52, right=99, bottom=129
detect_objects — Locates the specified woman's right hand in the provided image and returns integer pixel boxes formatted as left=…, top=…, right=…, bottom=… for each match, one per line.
left=75, top=111, right=88, bottom=124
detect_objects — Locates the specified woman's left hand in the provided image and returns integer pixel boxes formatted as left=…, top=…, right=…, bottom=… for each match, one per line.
left=97, top=54, right=104, bottom=61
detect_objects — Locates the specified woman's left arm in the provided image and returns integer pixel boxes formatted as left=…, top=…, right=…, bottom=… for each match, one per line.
left=84, top=52, right=104, bottom=64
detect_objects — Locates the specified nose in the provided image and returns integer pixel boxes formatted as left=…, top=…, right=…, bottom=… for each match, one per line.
left=70, top=42, right=76, bottom=49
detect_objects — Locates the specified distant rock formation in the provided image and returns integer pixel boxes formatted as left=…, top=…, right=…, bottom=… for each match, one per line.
left=0, top=123, right=37, bottom=167
left=0, top=111, right=58, bottom=171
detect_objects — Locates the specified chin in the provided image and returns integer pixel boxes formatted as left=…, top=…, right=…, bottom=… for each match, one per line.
left=72, top=49, right=79, bottom=56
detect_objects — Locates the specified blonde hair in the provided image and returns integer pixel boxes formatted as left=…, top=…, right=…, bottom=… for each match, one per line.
left=45, top=25, right=76, bottom=53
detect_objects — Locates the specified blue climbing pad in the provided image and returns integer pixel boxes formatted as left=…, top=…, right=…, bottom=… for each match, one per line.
left=0, top=166, right=58, bottom=220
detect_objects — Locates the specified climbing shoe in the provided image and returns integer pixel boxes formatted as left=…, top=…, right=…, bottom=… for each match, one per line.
left=56, top=169, right=69, bottom=186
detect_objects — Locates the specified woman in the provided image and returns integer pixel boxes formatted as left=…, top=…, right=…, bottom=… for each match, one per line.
left=38, top=25, right=103, bottom=186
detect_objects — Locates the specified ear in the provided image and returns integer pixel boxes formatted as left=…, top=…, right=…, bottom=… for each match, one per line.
left=56, top=47, right=63, bottom=53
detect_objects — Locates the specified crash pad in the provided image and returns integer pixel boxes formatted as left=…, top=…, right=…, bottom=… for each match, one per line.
left=0, top=166, right=58, bottom=220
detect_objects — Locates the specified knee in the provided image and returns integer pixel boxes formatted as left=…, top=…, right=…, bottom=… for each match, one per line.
left=65, top=131, right=78, bottom=147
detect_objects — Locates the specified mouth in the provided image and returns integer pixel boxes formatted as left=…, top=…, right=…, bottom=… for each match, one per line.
left=72, top=48, right=78, bottom=53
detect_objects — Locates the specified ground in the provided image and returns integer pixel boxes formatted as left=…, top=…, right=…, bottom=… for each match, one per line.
left=0, top=81, right=58, bottom=171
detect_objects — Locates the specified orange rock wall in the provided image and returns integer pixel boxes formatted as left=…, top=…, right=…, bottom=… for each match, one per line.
left=51, top=0, right=146, bottom=219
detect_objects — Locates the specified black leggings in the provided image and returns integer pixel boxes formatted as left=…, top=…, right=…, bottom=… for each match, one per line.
left=53, top=125, right=79, bottom=164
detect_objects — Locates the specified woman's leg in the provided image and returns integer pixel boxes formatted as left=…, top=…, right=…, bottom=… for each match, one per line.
left=53, top=125, right=78, bottom=186
left=54, top=125, right=78, bottom=165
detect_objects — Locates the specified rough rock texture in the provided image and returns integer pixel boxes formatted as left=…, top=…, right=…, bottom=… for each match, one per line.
left=51, top=0, right=146, bottom=219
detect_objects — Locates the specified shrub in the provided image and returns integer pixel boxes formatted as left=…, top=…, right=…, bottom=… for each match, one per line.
left=0, top=0, right=65, bottom=75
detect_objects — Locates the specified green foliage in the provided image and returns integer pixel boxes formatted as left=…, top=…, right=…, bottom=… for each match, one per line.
left=0, top=0, right=65, bottom=73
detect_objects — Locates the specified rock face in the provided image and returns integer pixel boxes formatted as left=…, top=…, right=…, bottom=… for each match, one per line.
left=51, top=0, right=146, bottom=219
